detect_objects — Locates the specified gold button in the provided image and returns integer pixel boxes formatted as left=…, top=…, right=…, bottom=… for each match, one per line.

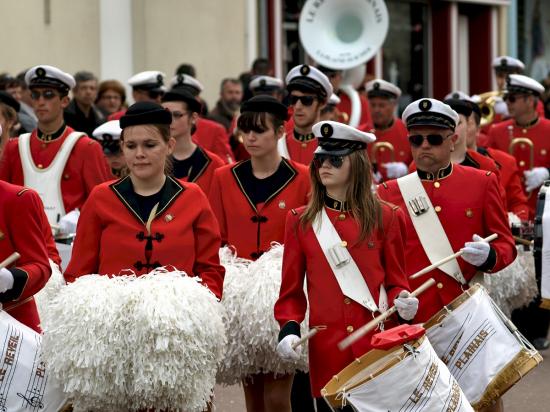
left=399, top=150, right=405, bottom=156
left=338, top=214, right=346, bottom=220
left=541, top=149, right=547, bottom=155
left=437, top=282, right=443, bottom=289
left=346, top=325, right=354, bottom=333
left=434, top=182, right=440, bottom=188
left=380, top=147, right=386, bottom=152
left=341, top=240, right=347, bottom=247
left=301, top=143, right=307, bottom=148
left=41, top=143, right=47, bottom=149
left=520, top=143, right=525, bottom=149
left=435, top=206, right=442, bottom=213
left=519, top=160, right=525, bottom=167
left=63, top=174, right=69, bottom=179
left=37, top=164, right=43, bottom=169
left=522, top=129, right=527, bottom=134
left=344, top=297, right=351, bottom=305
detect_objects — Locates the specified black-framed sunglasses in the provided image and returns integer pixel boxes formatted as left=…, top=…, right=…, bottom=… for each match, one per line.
left=408, top=133, right=453, bottom=147
left=289, top=95, right=317, bottom=106
left=30, top=90, right=60, bottom=100
left=313, top=154, right=345, bottom=169
left=503, top=94, right=528, bottom=103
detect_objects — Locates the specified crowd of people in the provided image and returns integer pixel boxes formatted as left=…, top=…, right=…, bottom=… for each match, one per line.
left=0, top=54, right=548, bottom=412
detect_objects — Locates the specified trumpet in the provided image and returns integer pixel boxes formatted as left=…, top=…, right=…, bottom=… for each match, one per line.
left=370, top=141, right=395, bottom=165
left=478, top=90, right=503, bottom=127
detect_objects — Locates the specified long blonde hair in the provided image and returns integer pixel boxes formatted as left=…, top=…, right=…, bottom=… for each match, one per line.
left=300, top=150, right=381, bottom=241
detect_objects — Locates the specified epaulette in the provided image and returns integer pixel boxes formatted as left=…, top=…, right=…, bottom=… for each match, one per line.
left=16, top=188, right=30, bottom=196
left=379, top=199, right=399, bottom=211
left=485, top=171, right=492, bottom=176
left=381, top=181, right=388, bottom=189
left=290, top=209, right=298, bottom=216
left=88, top=140, right=95, bottom=145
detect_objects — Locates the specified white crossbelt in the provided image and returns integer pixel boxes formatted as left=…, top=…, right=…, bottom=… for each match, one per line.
left=277, top=134, right=290, bottom=159
left=397, top=172, right=466, bottom=284
left=313, top=208, right=387, bottom=312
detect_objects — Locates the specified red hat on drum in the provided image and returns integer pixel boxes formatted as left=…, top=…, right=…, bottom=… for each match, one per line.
left=286, top=64, right=333, bottom=100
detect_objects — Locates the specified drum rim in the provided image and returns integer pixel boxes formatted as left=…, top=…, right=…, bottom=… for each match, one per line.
left=423, top=283, right=483, bottom=329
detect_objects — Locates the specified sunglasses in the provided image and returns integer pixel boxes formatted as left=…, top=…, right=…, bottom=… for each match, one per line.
left=170, top=110, right=189, bottom=119
left=408, top=133, right=453, bottom=147
left=289, top=95, right=317, bottom=106
left=503, top=94, right=528, bottom=103
left=313, top=154, right=345, bottom=169
left=31, top=90, right=60, bottom=100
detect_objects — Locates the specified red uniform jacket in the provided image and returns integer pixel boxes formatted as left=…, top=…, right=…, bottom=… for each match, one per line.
left=487, top=117, right=550, bottom=217
left=481, top=147, right=529, bottom=221
left=362, top=119, right=411, bottom=181
left=377, top=164, right=516, bottom=322
left=194, top=118, right=235, bottom=164
left=64, top=176, right=225, bottom=299
left=208, top=158, right=310, bottom=259
left=274, top=202, right=409, bottom=396
left=0, top=127, right=112, bottom=213
left=0, top=182, right=52, bottom=332
left=177, top=147, right=225, bottom=195
left=282, top=121, right=317, bottom=165
left=337, top=92, right=371, bottom=126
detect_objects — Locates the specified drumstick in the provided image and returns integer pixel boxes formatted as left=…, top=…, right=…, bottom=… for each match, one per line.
left=513, top=236, right=533, bottom=247
left=409, top=233, right=498, bottom=280
left=291, top=327, right=319, bottom=350
left=0, top=252, right=20, bottom=270
left=338, top=278, right=436, bottom=351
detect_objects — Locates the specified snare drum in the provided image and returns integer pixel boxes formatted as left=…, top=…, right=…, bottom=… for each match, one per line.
left=425, top=284, right=542, bottom=410
left=322, top=325, right=473, bottom=412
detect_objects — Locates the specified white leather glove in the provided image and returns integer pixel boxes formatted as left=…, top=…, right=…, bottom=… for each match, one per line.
left=276, top=335, right=301, bottom=361
left=382, top=162, right=409, bottom=179
left=524, top=167, right=549, bottom=192
left=0, top=268, right=14, bottom=293
left=393, top=290, right=419, bottom=321
left=494, top=98, right=509, bottom=116
left=461, top=234, right=491, bottom=266
left=373, top=170, right=383, bottom=184
left=58, top=209, right=80, bottom=234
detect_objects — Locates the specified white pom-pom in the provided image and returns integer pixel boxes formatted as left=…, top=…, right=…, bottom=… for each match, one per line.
left=35, top=259, right=66, bottom=320
left=41, top=269, right=226, bottom=411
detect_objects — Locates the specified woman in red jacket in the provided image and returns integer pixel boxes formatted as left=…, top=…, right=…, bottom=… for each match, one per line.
left=274, top=121, right=416, bottom=412
left=208, top=95, right=311, bottom=412
left=64, top=102, right=224, bottom=299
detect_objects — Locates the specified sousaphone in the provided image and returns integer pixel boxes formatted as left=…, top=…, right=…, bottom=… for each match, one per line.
left=299, top=0, right=390, bottom=127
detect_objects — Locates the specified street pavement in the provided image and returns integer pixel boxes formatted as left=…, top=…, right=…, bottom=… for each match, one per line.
left=213, top=341, right=549, bottom=411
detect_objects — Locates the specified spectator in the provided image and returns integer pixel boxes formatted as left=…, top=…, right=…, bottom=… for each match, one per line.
left=64, top=71, right=105, bottom=136
left=209, top=78, right=242, bottom=131
left=96, top=80, right=126, bottom=116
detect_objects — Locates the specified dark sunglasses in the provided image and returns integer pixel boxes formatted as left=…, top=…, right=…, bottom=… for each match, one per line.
left=289, top=95, right=317, bottom=106
left=408, top=133, right=453, bottom=147
left=503, top=94, right=527, bottom=103
left=313, top=154, right=345, bottom=169
left=31, top=90, right=60, bottom=100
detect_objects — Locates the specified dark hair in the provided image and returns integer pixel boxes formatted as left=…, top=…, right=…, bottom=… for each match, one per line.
left=175, top=63, right=196, bottom=77
left=220, top=78, right=241, bottom=93
left=252, top=58, right=271, bottom=75
left=74, top=71, right=97, bottom=85
left=16, top=70, right=29, bottom=90
left=237, top=111, right=284, bottom=134
left=97, top=80, right=127, bottom=105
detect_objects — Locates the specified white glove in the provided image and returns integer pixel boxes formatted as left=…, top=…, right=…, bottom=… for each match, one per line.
left=382, top=162, right=409, bottom=179
left=58, top=209, right=80, bottom=234
left=276, top=335, right=301, bottom=361
left=373, top=170, right=383, bottom=184
left=494, top=98, right=509, bottom=116
left=461, top=234, right=491, bottom=266
left=393, top=290, right=419, bottom=321
left=0, top=268, right=14, bottom=293
left=524, top=167, right=549, bottom=192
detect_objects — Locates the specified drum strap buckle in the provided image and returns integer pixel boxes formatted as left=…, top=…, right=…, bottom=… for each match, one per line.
left=408, top=196, right=429, bottom=216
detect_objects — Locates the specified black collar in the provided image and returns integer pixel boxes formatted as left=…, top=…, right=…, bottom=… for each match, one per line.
left=461, top=152, right=480, bottom=169
left=37, top=123, right=67, bottom=142
left=110, top=175, right=184, bottom=225
left=293, top=129, right=316, bottom=143
left=325, top=193, right=350, bottom=211
left=171, top=146, right=211, bottom=182
left=374, top=118, right=394, bottom=131
left=515, top=116, right=539, bottom=129
left=416, top=163, right=453, bottom=181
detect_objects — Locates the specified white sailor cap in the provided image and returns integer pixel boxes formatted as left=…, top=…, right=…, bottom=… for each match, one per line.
left=249, top=75, right=283, bottom=92
left=285, top=64, right=333, bottom=99
left=444, top=91, right=474, bottom=103
left=505, top=74, right=545, bottom=96
left=25, top=65, right=75, bottom=92
left=312, top=120, right=376, bottom=155
left=128, top=71, right=166, bottom=93
left=492, top=56, right=525, bottom=73
left=92, top=120, right=122, bottom=141
left=366, top=79, right=401, bottom=99
left=402, top=98, right=459, bottom=130
left=328, top=93, right=341, bottom=106
left=169, top=73, right=204, bottom=96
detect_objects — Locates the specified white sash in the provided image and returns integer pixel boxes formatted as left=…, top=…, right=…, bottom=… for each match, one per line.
left=397, top=172, right=466, bottom=284
left=313, top=208, right=387, bottom=312
left=277, top=134, right=290, bottom=159
left=541, top=186, right=550, bottom=308
left=18, top=132, right=85, bottom=225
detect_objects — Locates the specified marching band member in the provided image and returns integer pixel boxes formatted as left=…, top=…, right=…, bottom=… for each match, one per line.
left=279, top=65, right=333, bottom=165
left=249, top=75, right=285, bottom=101
left=487, top=74, right=550, bottom=218
left=319, top=93, right=341, bottom=122
left=378, top=99, right=516, bottom=321
left=208, top=95, right=310, bottom=412
left=0, top=91, right=20, bottom=147
left=0, top=65, right=111, bottom=234
left=362, top=79, right=410, bottom=181
left=161, top=89, right=225, bottom=194
left=92, top=120, right=126, bottom=178
left=0, top=178, right=52, bottom=332
left=275, top=121, right=414, bottom=412
left=170, top=74, right=235, bottom=163
left=64, top=102, right=224, bottom=300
